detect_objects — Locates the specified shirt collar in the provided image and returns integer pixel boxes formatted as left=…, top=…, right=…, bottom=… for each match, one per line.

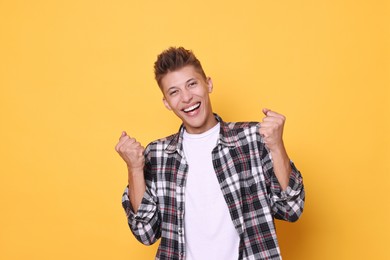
left=165, top=113, right=238, bottom=154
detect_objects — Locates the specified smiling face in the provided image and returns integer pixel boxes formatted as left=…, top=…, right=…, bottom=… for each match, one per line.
left=160, top=65, right=217, bottom=134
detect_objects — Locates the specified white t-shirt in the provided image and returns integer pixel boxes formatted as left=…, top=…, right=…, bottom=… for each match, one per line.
left=183, top=123, right=240, bottom=260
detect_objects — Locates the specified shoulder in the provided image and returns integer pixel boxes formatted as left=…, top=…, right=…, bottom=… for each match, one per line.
left=222, top=121, right=260, bottom=136
left=144, top=133, right=179, bottom=152
left=218, top=120, right=263, bottom=147
left=223, top=121, right=260, bottom=130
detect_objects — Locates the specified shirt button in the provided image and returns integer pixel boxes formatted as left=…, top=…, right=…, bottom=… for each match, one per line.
left=178, top=207, right=182, bottom=211
left=178, top=228, right=182, bottom=234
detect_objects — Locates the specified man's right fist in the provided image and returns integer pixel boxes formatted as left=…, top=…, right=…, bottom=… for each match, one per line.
left=115, top=131, right=145, bottom=170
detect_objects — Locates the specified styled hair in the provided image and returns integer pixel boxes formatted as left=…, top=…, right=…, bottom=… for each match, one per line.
left=154, top=47, right=207, bottom=87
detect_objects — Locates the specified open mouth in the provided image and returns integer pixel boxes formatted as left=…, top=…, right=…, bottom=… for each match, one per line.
left=183, top=102, right=201, bottom=113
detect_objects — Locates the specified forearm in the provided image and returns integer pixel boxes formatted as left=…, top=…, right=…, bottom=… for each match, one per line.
left=122, top=181, right=161, bottom=245
left=127, top=167, right=146, bottom=213
left=268, top=160, right=305, bottom=222
left=269, top=142, right=291, bottom=191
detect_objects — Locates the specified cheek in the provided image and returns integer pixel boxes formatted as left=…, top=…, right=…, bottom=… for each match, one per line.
left=167, top=97, right=180, bottom=109
left=193, top=88, right=207, bottom=98
left=200, top=90, right=210, bottom=101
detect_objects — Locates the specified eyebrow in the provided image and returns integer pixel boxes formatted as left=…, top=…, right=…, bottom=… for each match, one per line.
left=166, top=78, right=196, bottom=92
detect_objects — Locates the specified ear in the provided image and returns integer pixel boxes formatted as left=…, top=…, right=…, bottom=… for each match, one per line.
left=162, top=97, right=172, bottom=110
left=207, top=77, right=213, bottom=93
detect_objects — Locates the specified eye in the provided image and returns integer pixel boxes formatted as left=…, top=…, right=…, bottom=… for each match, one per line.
left=188, top=81, right=198, bottom=88
left=169, top=90, right=178, bottom=96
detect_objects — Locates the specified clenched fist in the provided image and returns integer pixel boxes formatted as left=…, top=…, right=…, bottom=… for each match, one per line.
left=259, top=108, right=286, bottom=152
left=115, top=131, right=145, bottom=171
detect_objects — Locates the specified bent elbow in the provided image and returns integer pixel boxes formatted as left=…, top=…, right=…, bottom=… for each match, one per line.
left=286, top=212, right=301, bottom=222
left=288, top=203, right=304, bottom=222
left=129, top=221, right=161, bottom=246
left=274, top=199, right=304, bottom=222
left=135, top=234, right=159, bottom=246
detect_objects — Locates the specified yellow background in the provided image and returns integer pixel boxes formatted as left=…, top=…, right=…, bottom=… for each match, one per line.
left=1, top=0, right=389, bottom=259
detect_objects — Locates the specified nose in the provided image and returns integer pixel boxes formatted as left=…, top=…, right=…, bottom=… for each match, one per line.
left=181, top=89, right=193, bottom=103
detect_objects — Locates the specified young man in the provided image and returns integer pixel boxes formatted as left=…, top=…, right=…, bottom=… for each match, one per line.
left=115, top=47, right=305, bottom=260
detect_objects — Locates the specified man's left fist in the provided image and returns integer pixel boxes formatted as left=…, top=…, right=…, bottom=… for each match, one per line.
left=259, top=108, right=286, bottom=151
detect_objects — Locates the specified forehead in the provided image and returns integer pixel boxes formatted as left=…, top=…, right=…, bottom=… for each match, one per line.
left=160, top=65, right=203, bottom=90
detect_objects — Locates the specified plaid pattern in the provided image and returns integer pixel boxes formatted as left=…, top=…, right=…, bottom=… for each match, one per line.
left=122, top=114, right=305, bottom=260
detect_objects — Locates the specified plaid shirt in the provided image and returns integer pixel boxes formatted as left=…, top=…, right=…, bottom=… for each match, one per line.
left=122, top=114, right=305, bottom=260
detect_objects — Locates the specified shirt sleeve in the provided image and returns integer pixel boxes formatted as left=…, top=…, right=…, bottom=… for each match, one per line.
left=259, top=133, right=305, bottom=222
left=121, top=152, right=161, bottom=245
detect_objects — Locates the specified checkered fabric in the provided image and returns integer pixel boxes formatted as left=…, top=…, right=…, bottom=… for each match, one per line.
left=122, top=114, right=305, bottom=260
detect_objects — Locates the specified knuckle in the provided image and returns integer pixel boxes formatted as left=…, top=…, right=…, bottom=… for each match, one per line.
left=119, top=146, right=127, bottom=153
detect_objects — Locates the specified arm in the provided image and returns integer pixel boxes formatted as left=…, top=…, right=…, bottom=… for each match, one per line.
left=116, top=132, right=161, bottom=245
left=127, top=166, right=146, bottom=213
left=115, top=131, right=146, bottom=212
left=259, top=109, right=305, bottom=222
left=259, top=109, right=290, bottom=190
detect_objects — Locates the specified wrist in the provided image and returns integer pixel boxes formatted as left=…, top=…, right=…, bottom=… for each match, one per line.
left=127, top=165, right=144, bottom=175
left=269, top=143, right=291, bottom=164
left=267, top=141, right=286, bottom=154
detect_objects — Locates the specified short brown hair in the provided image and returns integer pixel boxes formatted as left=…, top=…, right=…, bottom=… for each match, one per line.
left=154, top=47, right=207, bottom=87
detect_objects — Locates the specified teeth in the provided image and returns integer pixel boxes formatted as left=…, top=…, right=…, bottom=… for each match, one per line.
left=184, top=103, right=200, bottom=112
